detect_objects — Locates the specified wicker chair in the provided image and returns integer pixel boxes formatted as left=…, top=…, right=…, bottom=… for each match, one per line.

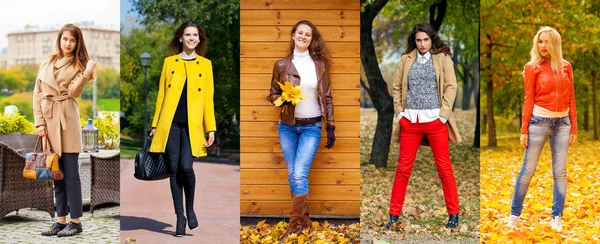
left=89, top=152, right=120, bottom=215
left=0, top=142, right=55, bottom=219
left=0, top=134, right=38, bottom=156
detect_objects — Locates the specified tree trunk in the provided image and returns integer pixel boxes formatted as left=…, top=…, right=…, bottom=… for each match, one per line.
left=584, top=101, right=589, bottom=131
left=361, top=0, right=392, bottom=169
left=429, top=0, right=447, bottom=31
left=482, top=113, right=487, bottom=134
left=474, top=90, right=480, bottom=147
left=485, top=38, right=497, bottom=147
left=473, top=26, right=480, bottom=147
left=592, top=70, right=599, bottom=140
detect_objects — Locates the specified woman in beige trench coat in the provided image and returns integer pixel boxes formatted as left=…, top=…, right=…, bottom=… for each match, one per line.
left=33, top=24, right=96, bottom=237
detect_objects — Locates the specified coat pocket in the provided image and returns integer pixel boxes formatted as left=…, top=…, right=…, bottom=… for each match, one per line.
left=41, top=99, right=53, bottom=119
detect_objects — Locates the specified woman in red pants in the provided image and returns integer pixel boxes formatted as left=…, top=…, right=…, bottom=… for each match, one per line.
left=387, top=23, right=462, bottom=229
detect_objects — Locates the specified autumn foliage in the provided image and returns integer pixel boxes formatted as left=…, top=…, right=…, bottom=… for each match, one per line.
left=480, top=133, right=600, bottom=243
left=240, top=220, right=360, bottom=244
left=360, top=109, right=480, bottom=242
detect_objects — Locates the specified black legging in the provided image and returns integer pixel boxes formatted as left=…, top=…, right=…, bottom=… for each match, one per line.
left=54, top=153, right=82, bottom=218
left=165, top=122, right=195, bottom=215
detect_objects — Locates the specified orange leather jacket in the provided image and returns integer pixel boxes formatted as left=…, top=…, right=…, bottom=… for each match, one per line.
left=521, top=60, right=577, bottom=134
left=266, top=54, right=334, bottom=127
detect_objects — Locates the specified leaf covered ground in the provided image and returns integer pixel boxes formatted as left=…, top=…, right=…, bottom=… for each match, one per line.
left=240, top=220, right=360, bottom=243
left=360, top=109, right=480, bottom=243
left=480, top=132, right=600, bottom=243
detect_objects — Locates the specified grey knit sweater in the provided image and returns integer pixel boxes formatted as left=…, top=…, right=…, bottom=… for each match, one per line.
left=406, top=58, right=440, bottom=109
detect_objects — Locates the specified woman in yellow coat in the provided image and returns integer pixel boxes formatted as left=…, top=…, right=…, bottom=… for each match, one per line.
left=149, top=21, right=217, bottom=236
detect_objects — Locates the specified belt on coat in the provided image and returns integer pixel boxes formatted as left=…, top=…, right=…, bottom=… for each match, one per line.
left=42, top=94, right=72, bottom=130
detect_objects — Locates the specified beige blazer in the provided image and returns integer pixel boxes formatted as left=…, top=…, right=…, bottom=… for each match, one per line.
left=33, top=55, right=92, bottom=156
left=391, top=49, right=462, bottom=144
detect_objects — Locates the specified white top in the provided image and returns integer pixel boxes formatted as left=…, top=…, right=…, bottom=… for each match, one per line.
left=292, top=49, right=322, bottom=118
left=533, top=104, right=569, bottom=118
left=397, top=51, right=447, bottom=124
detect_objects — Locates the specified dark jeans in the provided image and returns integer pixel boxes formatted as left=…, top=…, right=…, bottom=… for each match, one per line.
left=165, top=122, right=195, bottom=215
left=54, top=153, right=83, bottom=218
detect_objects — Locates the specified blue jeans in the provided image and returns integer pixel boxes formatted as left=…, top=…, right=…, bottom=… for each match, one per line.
left=511, top=115, right=571, bottom=217
left=278, top=121, right=322, bottom=195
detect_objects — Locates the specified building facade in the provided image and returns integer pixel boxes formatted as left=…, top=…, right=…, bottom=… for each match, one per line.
left=6, top=22, right=119, bottom=71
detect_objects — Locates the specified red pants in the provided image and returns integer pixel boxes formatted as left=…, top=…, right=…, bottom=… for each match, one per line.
left=389, top=117, right=460, bottom=216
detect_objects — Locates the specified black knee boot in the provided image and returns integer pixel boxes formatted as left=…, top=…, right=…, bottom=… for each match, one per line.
left=183, top=169, right=198, bottom=230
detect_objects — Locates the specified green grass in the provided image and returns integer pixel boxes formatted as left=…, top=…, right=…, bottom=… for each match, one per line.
left=98, top=98, right=120, bottom=111
left=120, top=137, right=142, bottom=159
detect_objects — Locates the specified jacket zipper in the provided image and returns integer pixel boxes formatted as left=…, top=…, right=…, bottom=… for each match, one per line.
left=554, top=71, right=558, bottom=112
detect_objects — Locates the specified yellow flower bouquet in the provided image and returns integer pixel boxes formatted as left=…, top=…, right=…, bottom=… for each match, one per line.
left=273, top=81, right=306, bottom=108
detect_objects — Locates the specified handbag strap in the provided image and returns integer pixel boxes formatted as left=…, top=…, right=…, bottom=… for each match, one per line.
left=143, top=135, right=153, bottom=153
left=42, top=133, right=55, bottom=154
left=33, top=136, right=42, bottom=153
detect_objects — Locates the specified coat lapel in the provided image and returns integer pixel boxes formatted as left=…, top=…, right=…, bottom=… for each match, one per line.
left=284, top=55, right=301, bottom=86
left=37, top=60, right=60, bottom=93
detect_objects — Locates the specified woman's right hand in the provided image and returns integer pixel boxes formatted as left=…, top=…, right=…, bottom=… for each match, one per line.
left=519, top=134, right=528, bottom=148
left=149, top=128, right=156, bottom=136
left=85, top=60, right=97, bottom=73
left=38, top=126, right=47, bottom=137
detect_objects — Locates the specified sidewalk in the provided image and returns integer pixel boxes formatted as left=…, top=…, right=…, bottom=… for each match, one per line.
left=0, top=205, right=120, bottom=243
left=120, top=158, right=239, bottom=244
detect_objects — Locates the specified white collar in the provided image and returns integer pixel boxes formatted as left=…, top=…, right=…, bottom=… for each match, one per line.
left=294, top=49, right=310, bottom=58
left=417, top=51, right=431, bottom=61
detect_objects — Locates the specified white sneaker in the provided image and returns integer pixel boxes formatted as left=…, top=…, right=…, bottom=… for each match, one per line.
left=506, top=215, right=520, bottom=228
left=550, top=216, right=562, bottom=232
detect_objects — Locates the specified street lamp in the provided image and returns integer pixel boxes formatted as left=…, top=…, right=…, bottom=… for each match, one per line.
left=140, top=52, right=151, bottom=147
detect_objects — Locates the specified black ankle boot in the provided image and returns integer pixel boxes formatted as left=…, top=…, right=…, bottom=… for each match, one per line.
left=446, top=214, right=459, bottom=229
left=176, top=214, right=186, bottom=236
left=384, top=214, right=400, bottom=229
left=187, top=208, right=198, bottom=230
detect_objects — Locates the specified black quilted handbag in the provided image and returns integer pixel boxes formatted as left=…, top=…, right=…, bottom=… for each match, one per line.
left=134, top=136, right=169, bottom=180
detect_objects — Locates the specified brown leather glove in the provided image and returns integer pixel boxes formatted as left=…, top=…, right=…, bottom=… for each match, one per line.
left=325, top=125, right=335, bottom=149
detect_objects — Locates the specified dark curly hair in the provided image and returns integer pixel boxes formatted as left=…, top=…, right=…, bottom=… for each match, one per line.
left=288, top=20, right=331, bottom=68
left=404, top=23, right=451, bottom=56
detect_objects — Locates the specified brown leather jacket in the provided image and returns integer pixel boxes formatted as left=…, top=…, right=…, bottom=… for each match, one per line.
left=521, top=60, right=577, bottom=134
left=267, top=54, right=334, bottom=127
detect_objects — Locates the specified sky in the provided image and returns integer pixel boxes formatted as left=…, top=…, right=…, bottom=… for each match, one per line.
left=0, top=0, right=120, bottom=50
left=120, top=0, right=142, bottom=35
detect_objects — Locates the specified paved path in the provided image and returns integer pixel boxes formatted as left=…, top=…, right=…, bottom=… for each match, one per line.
left=0, top=205, right=120, bottom=243
left=120, top=159, right=239, bottom=244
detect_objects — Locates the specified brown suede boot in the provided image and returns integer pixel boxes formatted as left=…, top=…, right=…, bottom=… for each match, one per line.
left=299, top=194, right=311, bottom=230
left=278, top=194, right=304, bottom=242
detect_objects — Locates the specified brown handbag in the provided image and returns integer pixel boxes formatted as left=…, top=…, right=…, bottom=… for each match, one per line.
left=23, top=135, right=63, bottom=181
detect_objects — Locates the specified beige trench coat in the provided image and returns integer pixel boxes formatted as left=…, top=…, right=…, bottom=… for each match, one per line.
left=33, top=55, right=91, bottom=156
left=391, top=49, right=462, bottom=144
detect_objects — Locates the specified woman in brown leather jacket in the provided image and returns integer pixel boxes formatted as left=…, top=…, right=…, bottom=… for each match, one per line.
left=507, top=26, right=577, bottom=232
left=266, top=20, right=335, bottom=241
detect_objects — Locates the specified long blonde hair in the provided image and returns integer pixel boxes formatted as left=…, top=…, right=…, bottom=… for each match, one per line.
left=528, top=26, right=565, bottom=76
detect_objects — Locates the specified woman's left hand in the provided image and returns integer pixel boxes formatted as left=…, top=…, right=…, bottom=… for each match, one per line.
left=569, top=134, right=577, bottom=146
left=204, top=131, right=215, bottom=147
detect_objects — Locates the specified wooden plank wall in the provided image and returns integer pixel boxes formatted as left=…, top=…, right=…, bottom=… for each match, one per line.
left=240, top=0, right=360, bottom=216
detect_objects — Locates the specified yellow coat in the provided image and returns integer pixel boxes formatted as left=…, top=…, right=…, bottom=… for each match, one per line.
left=150, top=54, right=217, bottom=157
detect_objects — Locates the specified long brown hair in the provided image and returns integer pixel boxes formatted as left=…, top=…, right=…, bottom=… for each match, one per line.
left=289, top=20, right=331, bottom=69
left=166, top=21, right=207, bottom=57
left=404, top=23, right=451, bottom=56
left=48, top=24, right=93, bottom=78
